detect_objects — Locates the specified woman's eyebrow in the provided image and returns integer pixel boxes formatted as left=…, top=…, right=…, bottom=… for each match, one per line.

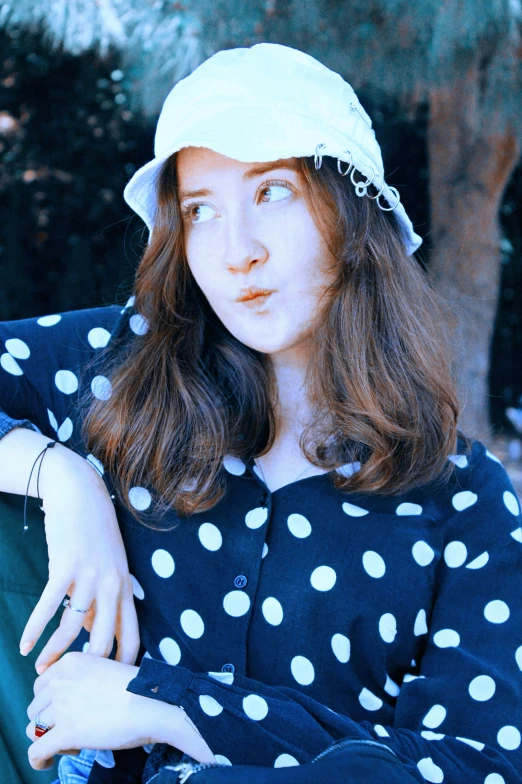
left=178, top=160, right=299, bottom=201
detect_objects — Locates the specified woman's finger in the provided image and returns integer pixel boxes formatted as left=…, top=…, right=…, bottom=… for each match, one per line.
left=114, top=594, right=141, bottom=665
left=34, top=587, right=94, bottom=672
left=26, top=705, right=54, bottom=742
left=27, top=685, right=51, bottom=722
left=86, top=591, right=118, bottom=658
left=19, top=576, right=72, bottom=655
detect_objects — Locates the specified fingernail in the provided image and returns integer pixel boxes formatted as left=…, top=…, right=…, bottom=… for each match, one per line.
left=36, top=665, right=47, bottom=675
left=20, top=642, right=33, bottom=656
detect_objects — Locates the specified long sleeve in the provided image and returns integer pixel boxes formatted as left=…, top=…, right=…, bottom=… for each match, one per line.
left=0, top=304, right=123, bottom=447
left=127, top=444, right=522, bottom=784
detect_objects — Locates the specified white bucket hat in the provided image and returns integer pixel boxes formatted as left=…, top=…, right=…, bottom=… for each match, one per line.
left=123, top=42, right=422, bottom=256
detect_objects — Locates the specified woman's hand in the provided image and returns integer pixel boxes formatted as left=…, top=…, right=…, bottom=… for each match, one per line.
left=26, top=652, right=216, bottom=771
left=19, top=450, right=140, bottom=672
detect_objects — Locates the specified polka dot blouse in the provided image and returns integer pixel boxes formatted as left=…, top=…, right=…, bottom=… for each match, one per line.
left=1, top=302, right=522, bottom=784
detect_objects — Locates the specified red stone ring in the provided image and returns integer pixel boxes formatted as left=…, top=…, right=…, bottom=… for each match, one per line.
left=34, top=712, right=52, bottom=737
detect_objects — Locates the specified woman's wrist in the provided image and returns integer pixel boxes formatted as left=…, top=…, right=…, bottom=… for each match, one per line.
left=151, top=700, right=216, bottom=762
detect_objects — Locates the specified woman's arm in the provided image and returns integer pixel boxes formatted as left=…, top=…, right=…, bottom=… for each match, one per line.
left=0, top=305, right=140, bottom=669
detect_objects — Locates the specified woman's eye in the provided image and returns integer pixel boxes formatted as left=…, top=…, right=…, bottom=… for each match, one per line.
left=182, top=181, right=292, bottom=225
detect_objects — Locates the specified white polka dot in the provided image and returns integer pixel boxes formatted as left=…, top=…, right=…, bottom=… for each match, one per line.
left=433, top=629, right=460, bottom=648
left=417, top=757, right=444, bottom=782
left=130, top=574, right=144, bottom=600
left=466, top=552, right=489, bottom=569
left=243, top=694, right=268, bottom=721
left=142, top=651, right=152, bottom=659
left=86, top=454, right=104, bottom=475
left=262, top=542, right=268, bottom=558
left=451, top=490, right=477, bottom=511
left=87, top=327, right=111, bottom=348
left=180, top=609, right=204, bottom=639
left=448, top=454, right=468, bottom=468
left=262, top=597, right=283, bottom=626
left=486, top=449, right=502, bottom=465
left=223, top=455, right=246, bottom=475
left=359, top=688, right=383, bottom=711
left=384, top=674, right=400, bottom=697
left=403, top=674, right=425, bottom=682
left=151, top=549, right=175, bottom=578
left=331, top=633, right=350, bottom=663
left=414, top=609, right=428, bottom=636
left=516, top=645, right=522, bottom=671
left=91, top=375, right=112, bottom=400
left=208, top=671, right=234, bottom=685
left=421, top=731, right=445, bottom=740
left=198, top=522, right=222, bottom=551
left=57, top=417, right=73, bottom=442
left=214, top=755, right=232, bottom=765
left=396, top=502, right=423, bottom=515
left=422, top=705, right=446, bottom=729
left=274, top=754, right=299, bottom=767
left=47, top=408, right=58, bottom=431
left=444, top=541, right=467, bottom=568
left=374, top=725, right=390, bottom=737
left=95, top=750, right=115, bottom=769
left=287, top=513, right=312, bottom=538
left=342, top=501, right=369, bottom=516
left=412, top=541, right=435, bottom=566
left=362, top=551, right=386, bottom=578
left=143, top=744, right=154, bottom=754
left=1, top=353, right=23, bottom=375
left=159, top=637, right=181, bottom=665
left=511, top=527, right=522, bottom=542
left=223, top=590, right=250, bottom=617
left=291, top=655, right=315, bottom=685
left=456, top=737, right=485, bottom=750
left=469, top=675, right=496, bottom=702
left=503, top=491, right=520, bottom=516
left=37, top=314, right=61, bottom=326
left=199, top=694, right=223, bottom=716
left=82, top=641, right=90, bottom=652
left=497, top=726, right=521, bottom=750
left=54, top=369, right=78, bottom=394
left=484, top=600, right=510, bottom=624
left=484, top=775, right=505, bottom=784
left=310, top=565, right=337, bottom=591
left=379, top=613, right=397, bottom=643
left=5, top=338, right=30, bottom=359
left=335, top=461, right=361, bottom=478
left=245, top=507, right=268, bottom=529
left=129, top=486, right=152, bottom=510
left=129, top=313, right=149, bottom=335
left=124, top=296, right=135, bottom=309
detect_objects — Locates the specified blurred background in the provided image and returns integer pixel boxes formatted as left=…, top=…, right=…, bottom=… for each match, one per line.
left=0, top=0, right=521, bottom=493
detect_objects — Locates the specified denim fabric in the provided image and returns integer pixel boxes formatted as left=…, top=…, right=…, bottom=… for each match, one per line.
left=53, top=749, right=100, bottom=783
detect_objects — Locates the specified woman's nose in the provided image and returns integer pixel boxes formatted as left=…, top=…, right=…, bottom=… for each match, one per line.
left=221, top=212, right=268, bottom=273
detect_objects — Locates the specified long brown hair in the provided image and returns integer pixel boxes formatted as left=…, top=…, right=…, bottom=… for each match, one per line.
left=78, top=151, right=473, bottom=527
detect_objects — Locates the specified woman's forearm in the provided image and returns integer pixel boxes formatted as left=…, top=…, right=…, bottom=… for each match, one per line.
left=0, top=425, right=103, bottom=499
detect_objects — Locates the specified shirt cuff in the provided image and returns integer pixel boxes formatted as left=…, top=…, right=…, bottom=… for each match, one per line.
left=126, top=657, right=195, bottom=708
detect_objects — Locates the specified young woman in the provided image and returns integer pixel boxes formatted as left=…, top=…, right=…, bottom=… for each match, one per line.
left=1, top=43, right=521, bottom=784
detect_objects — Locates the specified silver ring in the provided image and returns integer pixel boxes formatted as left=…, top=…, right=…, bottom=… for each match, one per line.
left=314, top=143, right=326, bottom=170
left=34, top=712, right=51, bottom=731
left=377, top=186, right=401, bottom=211
left=367, top=177, right=386, bottom=200
left=350, top=158, right=375, bottom=190
left=62, top=598, right=90, bottom=614
left=337, top=151, right=354, bottom=176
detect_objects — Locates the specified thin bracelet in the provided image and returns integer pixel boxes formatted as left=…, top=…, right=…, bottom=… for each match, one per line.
left=23, top=441, right=58, bottom=534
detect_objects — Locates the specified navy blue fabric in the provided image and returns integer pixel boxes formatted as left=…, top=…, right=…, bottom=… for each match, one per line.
left=1, top=304, right=522, bottom=784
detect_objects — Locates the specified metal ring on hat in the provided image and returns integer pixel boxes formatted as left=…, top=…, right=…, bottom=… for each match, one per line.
left=337, top=151, right=354, bottom=177
left=366, top=177, right=386, bottom=201
left=377, top=186, right=401, bottom=211
left=349, top=158, right=375, bottom=191
left=314, top=143, right=326, bottom=170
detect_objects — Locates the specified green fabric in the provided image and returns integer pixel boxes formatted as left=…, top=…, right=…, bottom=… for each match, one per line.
left=0, top=492, right=60, bottom=782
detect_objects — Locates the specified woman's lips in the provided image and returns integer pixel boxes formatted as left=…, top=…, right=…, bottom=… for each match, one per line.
left=239, top=293, right=273, bottom=309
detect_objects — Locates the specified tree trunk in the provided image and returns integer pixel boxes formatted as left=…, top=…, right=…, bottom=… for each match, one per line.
left=427, top=64, right=520, bottom=445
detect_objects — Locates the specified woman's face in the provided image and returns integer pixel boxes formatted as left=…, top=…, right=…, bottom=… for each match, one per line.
left=177, top=146, right=336, bottom=357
